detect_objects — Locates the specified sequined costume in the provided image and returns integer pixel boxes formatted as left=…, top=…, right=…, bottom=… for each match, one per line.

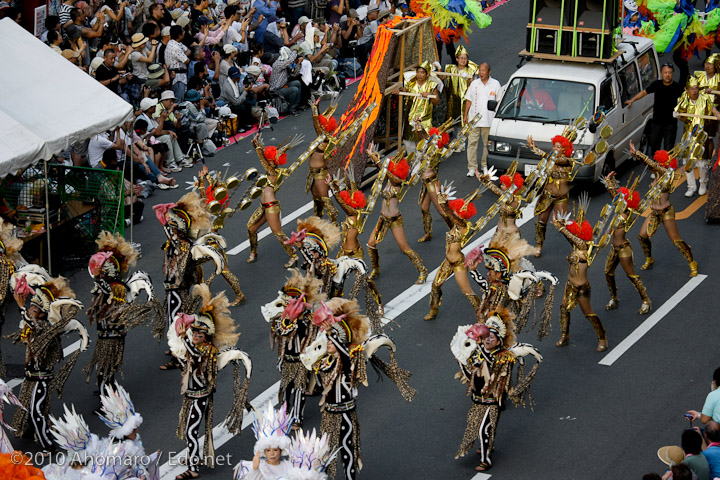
left=0, top=219, right=22, bottom=378
left=404, top=62, right=439, bottom=143
left=445, top=45, right=479, bottom=123
left=308, top=102, right=339, bottom=225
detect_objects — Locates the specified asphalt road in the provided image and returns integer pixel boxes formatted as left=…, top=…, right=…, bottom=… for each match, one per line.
left=3, top=1, right=720, bottom=479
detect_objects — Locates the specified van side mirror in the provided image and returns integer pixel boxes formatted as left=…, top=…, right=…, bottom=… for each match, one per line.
left=488, top=100, right=498, bottom=111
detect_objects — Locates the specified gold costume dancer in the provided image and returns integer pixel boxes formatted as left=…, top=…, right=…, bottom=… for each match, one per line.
left=476, top=167, right=524, bottom=242
left=402, top=61, right=440, bottom=152
left=247, top=134, right=299, bottom=267
left=689, top=55, right=720, bottom=196
left=308, top=100, right=340, bottom=224
left=675, top=76, right=720, bottom=197
left=601, top=173, right=652, bottom=314
left=527, top=134, right=573, bottom=257
left=553, top=211, right=607, bottom=352
left=425, top=189, right=481, bottom=320
left=366, top=153, right=428, bottom=286
left=630, top=141, right=699, bottom=277
left=417, top=127, right=454, bottom=243
left=445, top=44, right=478, bottom=149
left=327, top=171, right=367, bottom=259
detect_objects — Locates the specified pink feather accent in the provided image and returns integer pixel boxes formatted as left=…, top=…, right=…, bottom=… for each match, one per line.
left=311, top=301, right=345, bottom=327
left=464, top=245, right=485, bottom=269
left=152, top=203, right=178, bottom=226
left=466, top=323, right=489, bottom=341
left=14, top=274, right=35, bottom=298
left=281, top=294, right=310, bottom=321
left=175, top=313, right=195, bottom=334
left=284, top=228, right=307, bottom=245
left=89, top=251, right=114, bottom=277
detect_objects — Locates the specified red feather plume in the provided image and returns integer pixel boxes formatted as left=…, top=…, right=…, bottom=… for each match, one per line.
left=448, top=199, right=477, bottom=219
left=352, top=190, right=366, bottom=208
left=388, top=158, right=410, bottom=180
left=551, top=135, right=573, bottom=157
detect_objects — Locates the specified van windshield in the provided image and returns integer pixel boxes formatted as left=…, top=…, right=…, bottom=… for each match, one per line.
left=496, top=77, right=596, bottom=123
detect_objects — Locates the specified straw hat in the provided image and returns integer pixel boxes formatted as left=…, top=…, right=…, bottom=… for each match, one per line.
left=131, top=33, right=148, bottom=48
left=657, top=445, right=685, bottom=466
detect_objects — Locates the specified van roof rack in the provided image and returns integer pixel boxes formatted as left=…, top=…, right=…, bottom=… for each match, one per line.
left=518, top=49, right=622, bottom=65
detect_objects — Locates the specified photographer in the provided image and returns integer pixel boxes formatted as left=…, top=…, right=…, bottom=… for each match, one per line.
left=178, top=89, right=219, bottom=156
left=95, top=47, right=134, bottom=96
left=219, top=66, right=255, bottom=132
left=338, top=10, right=363, bottom=71
left=263, top=17, right=291, bottom=63
left=270, top=46, right=302, bottom=114
left=298, top=26, right=334, bottom=74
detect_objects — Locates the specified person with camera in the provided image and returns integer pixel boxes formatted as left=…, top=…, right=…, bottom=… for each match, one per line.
left=179, top=89, right=219, bottom=157
left=298, top=26, right=334, bottom=75
left=96, top=47, right=135, bottom=96
left=270, top=46, right=302, bottom=114
left=165, top=24, right=191, bottom=101
left=263, top=17, right=292, bottom=63
left=338, top=10, right=363, bottom=73
left=219, top=66, right=255, bottom=132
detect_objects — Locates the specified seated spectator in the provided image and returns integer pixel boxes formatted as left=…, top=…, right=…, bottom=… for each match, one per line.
left=688, top=367, right=720, bottom=425
left=218, top=66, right=254, bottom=132
left=661, top=464, right=693, bottom=480
left=682, top=429, right=710, bottom=480
left=270, top=46, right=302, bottom=113
left=195, top=16, right=230, bottom=47
left=125, top=120, right=178, bottom=188
left=100, top=150, right=145, bottom=226
left=245, top=64, right=270, bottom=100
left=63, top=24, right=88, bottom=65
left=291, top=15, right=311, bottom=43
left=157, top=26, right=172, bottom=64
left=145, top=63, right=172, bottom=92
left=252, top=0, right=278, bottom=45
left=188, top=62, right=218, bottom=104
left=88, top=129, right=126, bottom=168
left=218, top=43, right=240, bottom=85
left=702, top=421, right=720, bottom=479
left=48, top=30, right=64, bottom=55
left=298, top=26, right=333, bottom=74
left=136, top=97, right=191, bottom=169
left=95, top=48, right=134, bottom=97
left=179, top=89, right=219, bottom=157
left=263, top=17, right=291, bottom=62
left=225, top=5, right=250, bottom=48
left=153, top=90, right=185, bottom=137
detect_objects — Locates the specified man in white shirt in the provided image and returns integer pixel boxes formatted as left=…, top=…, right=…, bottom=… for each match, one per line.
left=88, top=131, right=126, bottom=168
left=463, top=63, right=501, bottom=176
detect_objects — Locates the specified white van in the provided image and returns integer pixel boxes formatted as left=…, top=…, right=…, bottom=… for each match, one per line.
left=487, top=35, right=659, bottom=182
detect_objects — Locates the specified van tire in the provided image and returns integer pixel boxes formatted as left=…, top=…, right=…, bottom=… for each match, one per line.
left=602, top=151, right=615, bottom=177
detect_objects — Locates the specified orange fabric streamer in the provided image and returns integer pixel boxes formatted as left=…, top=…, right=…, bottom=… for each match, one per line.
left=0, top=452, right=46, bottom=479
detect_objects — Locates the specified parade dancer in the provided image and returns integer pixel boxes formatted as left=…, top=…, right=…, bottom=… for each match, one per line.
left=417, top=126, right=453, bottom=243
left=552, top=207, right=608, bottom=352
left=0, top=218, right=23, bottom=377
left=285, top=428, right=336, bottom=480
left=327, top=170, right=367, bottom=259
left=169, top=284, right=252, bottom=479
left=247, top=134, right=303, bottom=267
left=262, top=269, right=326, bottom=427
left=452, top=310, right=542, bottom=472
left=675, top=76, right=720, bottom=197
left=309, top=99, right=340, bottom=225
left=44, top=404, right=101, bottom=479
left=526, top=134, right=574, bottom=257
left=154, top=191, right=212, bottom=370
left=0, top=378, right=22, bottom=453
left=233, top=402, right=294, bottom=480
left=476, top=166, right=526, bottom=242
left=631, top=141, right=699, bottom=277
left=9, top=275, right=85, bottom=453
left=444, top=45, right=479, bottom=148
left=366, top=151, right=428, bottom=285
left=601, top=174, right=652, bottom=314
left=425, top=186, right=482, bottom=321
left=401, top=61, right=440, bottom=153
left=84, top=232, right=162, bottom=392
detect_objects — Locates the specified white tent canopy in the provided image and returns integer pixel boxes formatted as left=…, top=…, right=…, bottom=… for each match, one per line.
left=0, top=18, right=133, bottom=177
left=0, top=110, right=45, bottom=173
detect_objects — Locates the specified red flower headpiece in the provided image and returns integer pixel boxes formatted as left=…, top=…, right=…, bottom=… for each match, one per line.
left=319, top=114, right=338, bottom=133
left=388, top=158, right=410, bottom=180
left=264, top=146, right=287, bottom=165
left=448, top=198, right=477, bottom=219
left=551, top=135, right=573, bottom=157
left=653, top=150, right=678, bottom=170
left=339, top=190, right=367, bottom=209
left=499, top=173, right=524, bottom=190
left=566, top=220, right=593, bottom=241
left=617, top=187, right=640, bottom=210
left=428, top=127, right=450, bottom=148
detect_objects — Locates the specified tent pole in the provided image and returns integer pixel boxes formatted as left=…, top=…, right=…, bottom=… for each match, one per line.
left=128, top=126, right=133, bottom=243
left=44, top=160, right=53, bottom=275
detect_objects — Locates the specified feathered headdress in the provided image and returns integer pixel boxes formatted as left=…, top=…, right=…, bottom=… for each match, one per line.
left=448, top=198, right=477, bottom=220
left=566, top=219, right=593, bottom=242
left=653, top=150, right=679, bottom=170
left=97, top=383, right=143, bottom=439
left=428, top=127, right=450, bottom=149
left=287, top=428, right=337, bottom=479
left=89, top=231, right=139, bottom=279
left=29, top=276, right=76, bottom=318
left=387, top=157, right=410, bottom=183
left=499, top=173, right=524, bottom=190
left=551, top=135, right=573, bottom=157
left=282, top=269, right=326, bottom=306
left=484, top=308, right=516, bottom=349
left=153, top=191, right=212, bottom=235
left=251, top=402, right=294, bottom=455
left=481, top=231, right=534, bottom=278
left=313, top=298, right=370, bottom=347
left=617, top=187, right=641, bottom=210
left=0, top=218, right=22, bottom=258
left=289, top=216, right=342, bottom=259
left=263, top=146, right=288, bottom=166
left=49, top=404, right=99, bottom=461
left=318, top=115, right=338, bottom=134
left=190, top=284, right=240, bottom=350
left=338, top=190, right=367, bottom=211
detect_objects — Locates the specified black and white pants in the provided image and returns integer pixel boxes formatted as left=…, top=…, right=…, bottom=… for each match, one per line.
left=167, top=289, right=183, bottom=331
left=339, top=412, right=357, bottom=480
left=185, top=396, right=209, bottom=472
left=29, top=380, right=53, bottom=451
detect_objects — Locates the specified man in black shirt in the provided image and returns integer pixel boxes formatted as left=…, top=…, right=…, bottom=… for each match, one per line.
left=625, top=63, right=684, bottom=154
left=95, top=48, right=133, bottom=95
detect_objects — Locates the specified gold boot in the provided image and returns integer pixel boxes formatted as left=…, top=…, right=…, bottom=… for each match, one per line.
left=465, top=293, right=481, bottom=313
left=638, top=235, right=654, bottom=270
left=274, top=233, right=298, bottom=268
left=556, top=307, right=570, bottom=347
left=535, top=221, right=546, bottom=258
left=587, top=314, right=607, bottom=352
left=321, top=197, right=340, bottom=226
left=425, top=286, right=442, bottom=321
left=247, top=230, right=259, bottom=263
left=368, top=245, right=380, bottom=279
left=418, top=211, right=432, bottom=243
left=673, top=239, right=698, bottom=277
left=627, top=274, right=652, bottom=314
left=404, top=249, right=428, bottom=284
left=605, top=273, right=619, bottom=310
left=313, top=198, right=324, bottom=217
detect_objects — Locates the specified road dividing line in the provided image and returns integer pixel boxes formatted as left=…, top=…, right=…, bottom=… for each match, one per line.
left=599, top=274, right=707, bottom=366
left=159, top=200, right=537, bottom=478
left=471, top=473, right=492, bottom=480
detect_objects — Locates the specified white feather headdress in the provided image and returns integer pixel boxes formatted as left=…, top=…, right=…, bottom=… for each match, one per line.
left=287, top=428, right=338, bottom=480
left=252, top=401, right=294, bottom=455
left=97, top=383, right=143, bottom=439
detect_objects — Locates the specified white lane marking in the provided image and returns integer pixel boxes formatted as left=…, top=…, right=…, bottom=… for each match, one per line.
left=226, top=192, right=334, bottom=256
left=471, top=473, right=492, bottom=479
left=159, top=201, right=537, bottom=478
left=599, top=274, right=707, bottom=366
